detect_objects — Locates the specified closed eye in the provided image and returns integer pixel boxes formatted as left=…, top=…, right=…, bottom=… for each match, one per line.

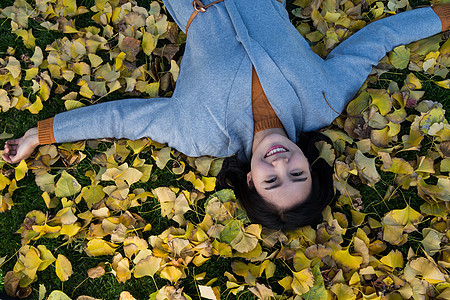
left=265, top=177, right=276, bottom=183
left=291, top=171, right=303, bottom=176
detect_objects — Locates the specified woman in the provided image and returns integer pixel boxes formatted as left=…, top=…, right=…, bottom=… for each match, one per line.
left=2, top=1, right=448, bottom=229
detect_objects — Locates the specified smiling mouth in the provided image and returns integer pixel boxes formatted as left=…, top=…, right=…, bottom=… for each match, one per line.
left=265, top=145, right=289, bottom=158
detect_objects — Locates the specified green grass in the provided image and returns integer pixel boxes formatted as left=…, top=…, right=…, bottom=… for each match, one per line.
left=1, top=0, right=449, bottom=299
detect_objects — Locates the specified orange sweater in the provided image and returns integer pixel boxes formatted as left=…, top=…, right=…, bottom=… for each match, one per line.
left=251, top=67, right=284, bottom=133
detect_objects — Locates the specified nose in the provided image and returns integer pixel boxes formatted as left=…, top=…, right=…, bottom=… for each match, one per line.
left=270, top=156, right=289, bottom=166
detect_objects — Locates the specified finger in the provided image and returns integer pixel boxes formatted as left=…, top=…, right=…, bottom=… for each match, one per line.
left=2, top=154, right=13, bottom=164
left=5, top=139, right=20, bottom=146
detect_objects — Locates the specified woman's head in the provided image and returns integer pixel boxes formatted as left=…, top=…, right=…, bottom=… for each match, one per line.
left=217, top=131, right=334, bottom=230
left=247, top=132, right=312, bottom=210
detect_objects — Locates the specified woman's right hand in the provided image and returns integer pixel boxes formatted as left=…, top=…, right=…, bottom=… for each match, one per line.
left=2, top=127, right=39, bottom=164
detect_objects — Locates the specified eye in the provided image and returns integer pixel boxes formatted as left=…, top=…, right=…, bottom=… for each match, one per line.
left=265, top=177, right=276, bottom=183
left=291, top=172, right=303, bottom=176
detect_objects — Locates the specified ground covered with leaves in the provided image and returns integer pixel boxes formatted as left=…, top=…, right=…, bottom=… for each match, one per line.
left=0, top=0, right=449, bottom=299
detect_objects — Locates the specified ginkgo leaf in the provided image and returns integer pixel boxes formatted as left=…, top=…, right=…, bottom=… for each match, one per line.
left=160, top=266, right=183, bottom=284
left=407, top=257, right=445, bottom=284
left=27, top=96, right=43, bottom=114
left=330, top=283, right=356, bottom=300
left=85, top=239, right=118, bottom=256
left=35, top=173, right=56, bottom=193
left=55, top=171, right=81, bottom=197
left=354, top=150, right=381, bottom=185
left=389, top=45, right=410, bottom=69
left=81, top=185, right=105, bottom=209
left=380, top=250, right=403, bottom=270
left=153, top=147, right=171, bottom=169
left=6, top=57, right=21, bottom=78
left=291, top=268, right=314, bottom=295
left=55, top=255, right=73, bottom=282
left=390, top=204, right=423, bottom=229
left=134, top=255, right=161, bottom=278
left=47, top=291, right=71, bottom=300
left=331, top=248, right=362, bottom=271
left=15, top=159, right=27, bottom=181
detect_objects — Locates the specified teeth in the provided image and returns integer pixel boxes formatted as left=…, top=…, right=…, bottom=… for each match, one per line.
left=267, top=147, right=287, bottom=157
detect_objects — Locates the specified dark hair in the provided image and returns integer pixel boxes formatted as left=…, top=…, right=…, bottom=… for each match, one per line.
left=216, top=131, right=335, bottom=230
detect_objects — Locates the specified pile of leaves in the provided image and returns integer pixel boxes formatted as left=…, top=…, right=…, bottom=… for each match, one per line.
left=0, top=0, right=449, bottom=299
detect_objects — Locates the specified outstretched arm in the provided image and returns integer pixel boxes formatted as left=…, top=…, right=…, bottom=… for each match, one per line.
left=3, top=96, right=191, bottom=164
left=322, top=5, right=445, bottom=113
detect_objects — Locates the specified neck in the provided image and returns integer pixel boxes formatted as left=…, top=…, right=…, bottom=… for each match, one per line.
left=251, top=128, right=288, bottom=154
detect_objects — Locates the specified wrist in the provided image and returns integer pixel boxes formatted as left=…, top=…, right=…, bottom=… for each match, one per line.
left=26, top=127, right=40, bottom=147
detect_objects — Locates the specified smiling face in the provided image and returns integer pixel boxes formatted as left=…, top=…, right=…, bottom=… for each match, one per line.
left=247, top=133, right=312, bottom=210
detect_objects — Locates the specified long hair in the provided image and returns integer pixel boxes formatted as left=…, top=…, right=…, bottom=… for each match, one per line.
left=216, top=131, right=335, bottom=230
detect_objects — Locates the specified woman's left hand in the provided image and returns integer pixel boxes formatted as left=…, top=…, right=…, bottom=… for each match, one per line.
left=2, top=128, right=39, bottom=164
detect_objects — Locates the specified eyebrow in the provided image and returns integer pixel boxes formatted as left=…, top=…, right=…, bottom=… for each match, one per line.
left=264, top=177, right=308, bottom=190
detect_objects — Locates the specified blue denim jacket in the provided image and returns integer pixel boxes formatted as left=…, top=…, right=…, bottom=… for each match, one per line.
left=53, top=0, right=441, bottom=161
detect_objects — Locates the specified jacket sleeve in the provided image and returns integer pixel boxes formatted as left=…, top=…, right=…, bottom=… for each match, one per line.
left=50, top=97, right=191, bottom=151
left=323, top=6, right=442, bottom=113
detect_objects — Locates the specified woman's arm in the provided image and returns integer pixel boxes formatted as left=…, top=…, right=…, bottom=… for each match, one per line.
left=323, top=6, right=444, bottom=113
left=2, top=96, right=190, bottom=163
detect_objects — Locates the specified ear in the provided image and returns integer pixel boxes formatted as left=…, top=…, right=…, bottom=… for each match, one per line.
left=246, top=172, right=254, bottom=189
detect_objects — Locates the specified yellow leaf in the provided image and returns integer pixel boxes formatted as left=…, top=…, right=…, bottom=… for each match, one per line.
left=55, top=254, right=73, bottom=282
left=32, top=223, right=61, bottom=239
left=331, top=248, right=362, bottom=271
left=152, top=187, right=176, bottom=217
left=60, top=223, right=81, bottom=237
left=115, top=52, right=126, bottom=70
left=380, top=250, right=404, bottom=269
left=55, top=171, right=81, bottom=197
left=39, top=79, right=50, bottom=101
left=134, top=255, right=162, bottom=278
left=408, top=257, right=445, bottom=284
left=389, top=45, right=410, bottom=69
left=85, top=239, right=118, bottom=256
left=127, top=139, right=150, bottom=154
left=36, top=173, right=57, bottom=194
left=27, top=96, right=43, bottom=114
left=65, top=100, right=85, bottom=111
left=330, top=283, right=356, bottom=300
left=202, top=176, right=216, bottom=192
left=31, top=46, right=43, bottom=67
left=14, top=28, right=36, bottom=49
left=23, top=246, right=43, bottom=280
left=195, top=157, right=214, bottom=176
left=390, top=204, right=423, bottom=228
left=369, top=89, right=392, bottom=116
left=37, top=245, right=56, bottom=271
left=15, top=159, right=28, bottom=181
left=354, top=150, right=380, bottom=185
left=55, top=207, right=77, bottom=225
left=291, top=268, right=314, bottom=295
left=72, top=62, right=91, bottom=76
left=47, top=291, right=71, bottom=300
left=199, top=285, right=219, bottom=300
left=152, top=147, right=171, bottom=169
left=142, top=31, right=157, bottom=55
left=169, top=60, right=179, bottom=82
left=88, top=53, right=103, bottom=68
left=160, top=265, right=183, bottom=284
left=145, top=82, right=159, bottom=97
left=230, top=231, right=259, bottom=253
left=112, top=253, right=131, bottom=283
left=81, top=185, right=105, bottom=209
left=434, top=79, right=450, bottom=89
left=25, top=67, right=39, bottom=80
